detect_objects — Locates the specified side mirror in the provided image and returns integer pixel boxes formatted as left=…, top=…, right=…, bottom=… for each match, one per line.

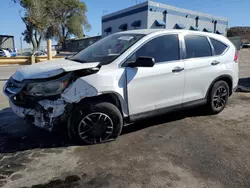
left=127, top=56, right=155, bottom=68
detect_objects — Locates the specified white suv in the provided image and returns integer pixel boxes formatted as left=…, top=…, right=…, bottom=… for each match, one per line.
left=3, top=29, right=239, bottom=144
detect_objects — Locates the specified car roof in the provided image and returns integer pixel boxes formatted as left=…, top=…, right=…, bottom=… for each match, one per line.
left=119, top=29, right=164, bottom=35
left=118, top=29, right=229, bottom=44
left=120, top=29, right=221, bottom=37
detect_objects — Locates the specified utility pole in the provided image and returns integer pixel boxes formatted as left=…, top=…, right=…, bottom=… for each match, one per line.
left=20, top=37, right=23, bottom=53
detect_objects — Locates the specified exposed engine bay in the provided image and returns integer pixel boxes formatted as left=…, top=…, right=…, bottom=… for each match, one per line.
left=3, top=63, right=101, bottom=131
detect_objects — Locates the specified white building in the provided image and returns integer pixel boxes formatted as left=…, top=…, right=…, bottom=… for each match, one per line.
left=102, top=1, right=228, bottom=36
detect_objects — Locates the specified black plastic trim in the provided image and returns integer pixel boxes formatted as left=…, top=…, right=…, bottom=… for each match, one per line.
left=129, top=98, right=207, bottom=122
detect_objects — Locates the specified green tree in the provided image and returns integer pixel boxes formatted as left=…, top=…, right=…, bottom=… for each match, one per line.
left=17, top=0, right=50, bottom=51
left=46, top=0, right=91, bottom=49
left=15, top=0, right=90, bottom=51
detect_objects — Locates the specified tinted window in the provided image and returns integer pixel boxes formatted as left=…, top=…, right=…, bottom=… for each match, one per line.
left=133, top=35, right=179, bottom=63
left=185, top=35, right=212, bottom=59
left=210, top=38, right=228, bottom=55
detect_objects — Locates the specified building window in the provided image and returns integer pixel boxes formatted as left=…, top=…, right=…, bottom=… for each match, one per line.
left=189, top=26, right=198, bottom=31
left=173, top=23, right=185, bottom=29
left=216, top=30, right=223, bottom=35
left=155, top=20, right=166, bottom=28
left=203, top=28, right=212, bottom=33
left=119, top=24, right=128, bottom=31
left=131, top=20, right=141, bottom=29
left=104, top=27, right=112, bottom=35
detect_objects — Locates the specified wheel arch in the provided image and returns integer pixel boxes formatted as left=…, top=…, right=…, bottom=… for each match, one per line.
left=78, top=92, right=128, bottom=117
left=206, top=75, right=233, bottom=97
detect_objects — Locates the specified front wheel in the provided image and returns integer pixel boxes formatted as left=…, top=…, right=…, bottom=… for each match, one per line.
left=68, top=102, right=123, bottom=145
left=206, top=81, right=229, bottom=114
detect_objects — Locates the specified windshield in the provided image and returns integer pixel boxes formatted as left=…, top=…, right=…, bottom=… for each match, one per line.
left=69, top=33, right=145, bottom=65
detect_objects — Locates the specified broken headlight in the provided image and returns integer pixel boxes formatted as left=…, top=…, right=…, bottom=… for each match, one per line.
left=25, top=74, right=71, bottom=97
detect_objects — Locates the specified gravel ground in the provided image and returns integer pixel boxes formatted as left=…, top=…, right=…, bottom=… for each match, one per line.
left=0, top=50, right=249, bottom=188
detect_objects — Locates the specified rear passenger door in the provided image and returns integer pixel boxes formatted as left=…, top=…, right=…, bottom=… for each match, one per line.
left=182, top=34, right=228, bottom=103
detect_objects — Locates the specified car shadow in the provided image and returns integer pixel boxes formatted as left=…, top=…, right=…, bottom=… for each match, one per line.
left=122, top=107, right=208, bottom=135
left=237, top=77, right=250, bottom=92
left=0, top=108, right=72, bottom=153
left=0, top=106, right=208, bottom=153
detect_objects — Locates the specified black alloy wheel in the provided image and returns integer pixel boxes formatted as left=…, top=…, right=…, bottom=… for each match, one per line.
left=78, top=112, right=114, bottom=144
left=212, top=86, right=228, bottom=111
left=68, top=102, right=123, bottom=145
left=207, top=80, right=229, bottom=114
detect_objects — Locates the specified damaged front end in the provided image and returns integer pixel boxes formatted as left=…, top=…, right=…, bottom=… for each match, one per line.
left=3, top=66, right=100, bottom=132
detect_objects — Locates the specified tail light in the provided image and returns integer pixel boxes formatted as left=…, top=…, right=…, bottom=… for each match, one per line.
left=234, top=50, right=239, bottom=63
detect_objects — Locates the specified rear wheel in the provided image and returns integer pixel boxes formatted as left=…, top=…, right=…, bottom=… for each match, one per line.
left=68, top=102, right=123, bottom=145
left=206, top=81, right=229, bottom=114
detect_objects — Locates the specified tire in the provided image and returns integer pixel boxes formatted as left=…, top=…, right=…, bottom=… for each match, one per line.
left=68, top=102, right=123, bottom=145
left=206, top=80, right=229, bottom=115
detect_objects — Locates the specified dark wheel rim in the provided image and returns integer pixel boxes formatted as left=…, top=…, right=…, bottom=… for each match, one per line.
left=78, top=112, right=114, bottom=144
left=213, top=86, right=228, bottom=110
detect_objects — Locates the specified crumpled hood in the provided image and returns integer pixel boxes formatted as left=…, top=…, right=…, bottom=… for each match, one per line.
left=12, top=59, right=100, bottom=81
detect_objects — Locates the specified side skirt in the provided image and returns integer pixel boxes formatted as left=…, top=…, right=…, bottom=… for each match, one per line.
left=128, top=98, right=207, bottom=123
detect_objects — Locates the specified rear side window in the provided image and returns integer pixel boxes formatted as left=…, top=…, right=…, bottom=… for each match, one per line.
left=210, top=38, right=228, bottom=55
left=184, top=35, right=212, bottom=59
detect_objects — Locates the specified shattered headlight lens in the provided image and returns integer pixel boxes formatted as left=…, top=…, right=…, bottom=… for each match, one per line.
left=25, top=74, right=71, bottom=97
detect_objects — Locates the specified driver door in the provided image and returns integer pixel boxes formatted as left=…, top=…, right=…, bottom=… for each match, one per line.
left=125, top=34, right=185, bottom=117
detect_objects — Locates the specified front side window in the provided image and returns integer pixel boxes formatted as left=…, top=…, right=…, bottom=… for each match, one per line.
left=130, top=34, right=180, bottom=63
left=69, top=33, right=145, bottom=65
left=210, top=38, right=228, bottom=55
left=184, top=35, right=212, bottom=59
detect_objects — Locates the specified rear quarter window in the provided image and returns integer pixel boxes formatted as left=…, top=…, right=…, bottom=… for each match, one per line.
left=210, top=38, right=228, bottom=55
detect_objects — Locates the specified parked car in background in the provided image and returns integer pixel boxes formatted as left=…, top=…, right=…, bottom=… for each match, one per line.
left=4, top=48, right=18, bottom=57
left=20, top=51, right=47, bottom=57
left=241, top=42, right=250, bottom=48
left=33, top=51, right=47, bottom=57
left=4, top=29, right=239, bottom=145
left=0, top=49, right=11, bottom=57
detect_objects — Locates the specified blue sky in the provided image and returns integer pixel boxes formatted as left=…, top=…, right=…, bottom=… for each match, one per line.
left=0, top=0, right=249, bottom=49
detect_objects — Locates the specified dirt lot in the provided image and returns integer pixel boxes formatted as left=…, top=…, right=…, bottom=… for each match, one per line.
left=0, top=50, right=250, bottom=188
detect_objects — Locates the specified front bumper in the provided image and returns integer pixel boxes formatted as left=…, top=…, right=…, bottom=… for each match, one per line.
left=4, top=78, right=67, bottom=131
left=9, top=98, right=68, bottom=131
left=9, top=98, right=67, bottom=131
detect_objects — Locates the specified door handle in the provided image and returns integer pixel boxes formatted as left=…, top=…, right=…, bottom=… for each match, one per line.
left=172, top=67, right=184, bottom=73
left=211, top=60, right=220, bottom=66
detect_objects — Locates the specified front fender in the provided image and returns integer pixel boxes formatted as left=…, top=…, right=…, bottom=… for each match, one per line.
left=61, top=79, right=129, bottom=117
left=61, top=79, right=98, bottom=103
